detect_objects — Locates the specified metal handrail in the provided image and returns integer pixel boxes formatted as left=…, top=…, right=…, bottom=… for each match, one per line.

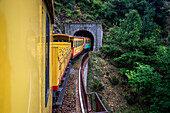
left=79, top=53, right=108, bottom=113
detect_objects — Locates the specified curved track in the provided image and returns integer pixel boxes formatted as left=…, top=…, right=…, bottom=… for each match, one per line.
left=78, top=53, right=108, bottom=113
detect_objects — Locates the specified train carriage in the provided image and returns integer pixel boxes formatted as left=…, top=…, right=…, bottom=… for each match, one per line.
left=71, top=37, right=84, bottom=58
left=0, top=0, right=54, bottom=113
left=53, top=34, right=84, bottom=59
left=51, top=41, right=71, bottom=91
left=84, top=37, right=91, bottom=51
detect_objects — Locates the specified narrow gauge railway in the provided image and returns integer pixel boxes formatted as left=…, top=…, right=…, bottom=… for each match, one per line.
left=0, top=0, right=91, bottom=110
left=52, top=34, right=91, bottom=107
left=78, top=53, right=108, bottom=113
left=0, top=0, right=107, bottom=112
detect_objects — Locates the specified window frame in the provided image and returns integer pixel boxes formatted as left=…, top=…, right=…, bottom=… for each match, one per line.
left=45, top=11, right=50, bottom=107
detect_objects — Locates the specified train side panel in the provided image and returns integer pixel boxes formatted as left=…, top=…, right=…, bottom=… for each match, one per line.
left=84, top=38, right=91, bottom=50
left=0, top=0, right=54, bottom=113
left=71, top=37, right=84, bottom=58
left=51, top=42, right=71, bottom=91
left=41, top=1, right=54, bottom=113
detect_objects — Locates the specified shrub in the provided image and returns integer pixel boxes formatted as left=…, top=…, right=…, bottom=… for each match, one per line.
left=114, top=51, right=146, bottom=69
left=154, top=46, right=170, bottom=76
left=125, top=63, right=162, bottom=94
left=150, top=79, right=170, bottom=112
left=66, top=3, right=74, bottom=10
left=108, top=75, right=119, bottom=85
left=92, top=79, right=105, bottom=91
left=106, top=71, right=109, bottom=76
left=125, top=90, right=138, bottom=105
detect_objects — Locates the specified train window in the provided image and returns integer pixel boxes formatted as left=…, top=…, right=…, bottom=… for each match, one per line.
left=45, top=12, right=50, bottom=107
left=80, top=41, right=81, bottom=46
left=74, top=41, right=75, bottom=47
left=75, top=41, right=76, bottom=47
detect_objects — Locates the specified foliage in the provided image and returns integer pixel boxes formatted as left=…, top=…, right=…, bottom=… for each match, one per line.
left=92, top=79, right=105, bottom=91
left=108, top=75, right=119, bottom=85
left=147, top=0, right=169, bottom=29
left=53, top=0, right=169, bottom=112
left=114, top=51, right=146, bottom=68
left=154, top=46, right=170, bottom=75
left=100, top=7, right=169, bottom=112
left=124, top=63, right=170, bottom=113
left=168, top=36, right=170, bottom=46
left=125, top=63, right=162, bottom=94
left=150, top=79, right=170, bottom=112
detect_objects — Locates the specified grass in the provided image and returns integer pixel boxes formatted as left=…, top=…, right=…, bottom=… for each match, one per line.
left=87, top=51, right=149, bottom=113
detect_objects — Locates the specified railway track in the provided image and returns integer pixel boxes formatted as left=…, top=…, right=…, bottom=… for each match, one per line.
left=52, top=71, right=76, bottom=113
left=53, top=53, right=108, bottom=113
left=52, top=55, right=82, bottom=113
left=78, top=52, right=108, bottom=113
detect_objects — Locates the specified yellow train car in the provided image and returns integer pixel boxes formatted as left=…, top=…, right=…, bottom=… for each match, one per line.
left=53, top=34, right=84, bottom=59
left=0, top=0, right=54, bottom=113
left=84, top=37, right=91, bottom=51
left=51, top=42, right=71, bottom=91
left=53, top=34, right=73, bottom=42
left=72, top=37, right=84, bottom=58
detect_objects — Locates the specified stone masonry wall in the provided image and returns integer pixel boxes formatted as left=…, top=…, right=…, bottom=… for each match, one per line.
left=64, top=23, right=103, bottom=51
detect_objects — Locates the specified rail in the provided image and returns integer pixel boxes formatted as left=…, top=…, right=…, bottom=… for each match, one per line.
left=79, top=52, right=108, bottom=113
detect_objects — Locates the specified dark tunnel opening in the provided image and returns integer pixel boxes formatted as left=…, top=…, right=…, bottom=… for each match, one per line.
left=73, top=30, right=94, bottom=50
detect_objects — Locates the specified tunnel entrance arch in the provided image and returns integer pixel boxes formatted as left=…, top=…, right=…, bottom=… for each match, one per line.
left=74, top=30, right=94, bottom=50
left=65, top=23, right=103, bottom=51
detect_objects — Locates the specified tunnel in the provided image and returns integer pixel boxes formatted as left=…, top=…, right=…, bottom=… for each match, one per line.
left=73, top=30, right=94, bottom=50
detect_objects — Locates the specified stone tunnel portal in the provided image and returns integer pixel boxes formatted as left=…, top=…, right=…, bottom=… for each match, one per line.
left=65, top=23, right=103, bottom=51
left=74, top=30, right=94, bottom=50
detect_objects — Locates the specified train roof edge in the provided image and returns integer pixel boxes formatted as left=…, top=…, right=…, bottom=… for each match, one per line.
left=53, top=34, right=74, bottom=38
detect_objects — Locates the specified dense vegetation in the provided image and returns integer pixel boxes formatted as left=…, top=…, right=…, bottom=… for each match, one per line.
left=54, top=0, right=169, bottom=112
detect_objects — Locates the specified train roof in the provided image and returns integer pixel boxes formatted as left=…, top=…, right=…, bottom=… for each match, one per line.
left=85, top=37, right=90, bottom=39
left=74, top=36, right=90, bottom=39
left=53, top=34, right=74, bottom=38
left=74, top=36, right=84, bottom=39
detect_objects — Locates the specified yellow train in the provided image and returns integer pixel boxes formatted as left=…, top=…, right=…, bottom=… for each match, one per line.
left=0, top=0, right=91, bottom=112
left=0, top=0, right=54, bottom=112
left=52, top=34, right=90, bottom=93
left=53, top=34, right=87, bottom=59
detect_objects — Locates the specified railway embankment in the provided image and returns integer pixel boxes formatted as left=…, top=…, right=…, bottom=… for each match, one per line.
left=87, top=51, right=149, bottom=112
left=53, top=52, right=109, bottom=113
left=53, top=55, right=83, bottom=113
